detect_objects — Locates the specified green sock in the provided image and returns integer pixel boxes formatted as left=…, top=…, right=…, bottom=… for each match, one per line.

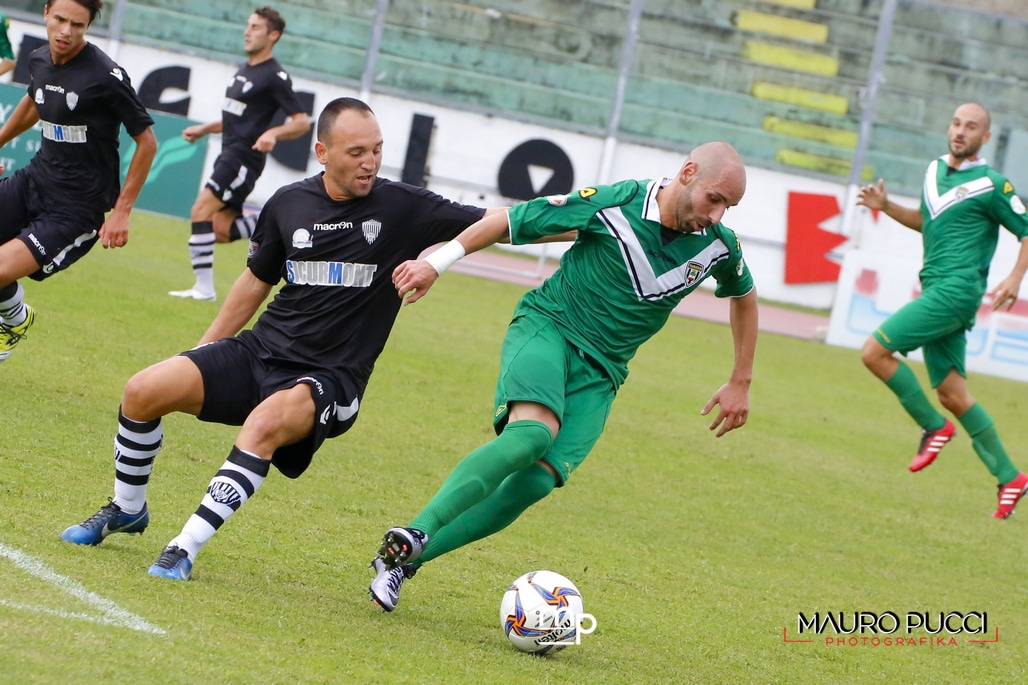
left=416, top=462, right=556, bottom=566
left=958, top=403, right=1019, bottom=484
left=883, top=361, right=946, bottom=430
left=409, top=420, right=553, bottom=537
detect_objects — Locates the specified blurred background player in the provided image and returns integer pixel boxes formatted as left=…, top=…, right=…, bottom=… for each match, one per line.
left=0, top=12, right=16, bottom=78
left=0, top=0, right=156, bottom=362
left=857, top=102, right=1028, bottom=519
left=169, top=6, right=309, bottom=302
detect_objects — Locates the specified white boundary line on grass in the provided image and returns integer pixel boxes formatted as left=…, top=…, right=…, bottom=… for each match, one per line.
left=0, top=542, right=166, bottom=635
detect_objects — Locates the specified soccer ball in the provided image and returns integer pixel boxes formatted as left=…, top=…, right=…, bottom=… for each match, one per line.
left=499, top=570, right=584, bottom=655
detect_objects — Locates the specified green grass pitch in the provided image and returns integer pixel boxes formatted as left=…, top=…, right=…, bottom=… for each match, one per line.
left=1, top=213, right=1026, bottom=683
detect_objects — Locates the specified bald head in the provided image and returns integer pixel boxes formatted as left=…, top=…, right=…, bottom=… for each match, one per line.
left=954, top=102, right=990, bottom=131
left=686, top=141, right=747, bottom=203
left=661, top=141, right=746, bottom=233
left=948, top=102, right=991, bottom=164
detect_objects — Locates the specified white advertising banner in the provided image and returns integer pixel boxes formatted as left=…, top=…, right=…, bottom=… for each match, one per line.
left=826, top=248, right=1028, bottom=382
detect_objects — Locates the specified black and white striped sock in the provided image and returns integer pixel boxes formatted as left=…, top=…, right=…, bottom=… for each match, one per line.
left=112, top=411, right=163, bottom=514
left=0, top=282, right=28, bottom=327
left=188, top=220, right=216, bottom=294
left=170, top=446, right=270, bottom=561
left=229, top=213, right=257, bottom=241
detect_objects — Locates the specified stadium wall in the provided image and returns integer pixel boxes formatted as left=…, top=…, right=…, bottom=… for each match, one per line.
left=1, top=15, right=1025, bottom=323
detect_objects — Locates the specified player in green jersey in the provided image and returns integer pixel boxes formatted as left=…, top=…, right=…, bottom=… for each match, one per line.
left=366, top=141, right=758, bottom=611
left=0, top=13, right=15, bottom=78
left=857, top=102, right=1028, bottom=519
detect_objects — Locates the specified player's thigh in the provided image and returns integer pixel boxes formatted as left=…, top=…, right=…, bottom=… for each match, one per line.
left=190, top=187, right=225, bottom=220
left=493, top=314, right=574, bottom=428
left=239, top=383, right=317, bottom=448
left=123, top=355, right=206, bottom=419
left=540, top=352, right=615, bottom=486
left=923, top=328, right=967, bottom=388
left=0, top=172, right=32, bottom=243
left=205, top=156, right=257, bottom=212
left=180, top=338, right=263, bottom=424
left=10, top=205, right=104, bottom=282
left=0, top=238, right=44, bottom=287
left=874, top=292, right=965, bottom=354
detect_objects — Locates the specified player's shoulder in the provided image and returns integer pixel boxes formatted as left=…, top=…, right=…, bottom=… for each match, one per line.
left=551, top=179, right=644, bottom=211
left=371, top=177, right=444, bottom=203
left=266, top=174, right=323, bottom=206
left=710, top=223, right=744, bottom=255
left=982, top=166, right=1017, bottom=194
left=28, top=43, right=50, bottom=65
left=255, top=57, right=292, bottom=81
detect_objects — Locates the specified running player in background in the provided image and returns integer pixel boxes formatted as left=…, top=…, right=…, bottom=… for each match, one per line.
left=0, top=0, right=156, bottom=362
left=0, top=12, right=16, bottom=78
left=857, top=102, right=1028, bottom=519
left=169, top=6, right=309, bottom=303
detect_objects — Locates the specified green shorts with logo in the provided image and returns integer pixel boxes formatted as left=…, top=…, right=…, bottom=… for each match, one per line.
left=873, top=288, right=973, bottom=388
left=492, top=313, right=616, bottom=485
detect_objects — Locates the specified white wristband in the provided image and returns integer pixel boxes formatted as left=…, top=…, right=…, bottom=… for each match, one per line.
left=424, top=240, right=466, bottom=275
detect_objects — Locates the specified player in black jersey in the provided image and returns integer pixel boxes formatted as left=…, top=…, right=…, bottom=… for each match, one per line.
left=169, top=6, right=310, bottom=303
left=61, top=97, right=495, bottom=581
left=0, top=0, right=156, bottom=363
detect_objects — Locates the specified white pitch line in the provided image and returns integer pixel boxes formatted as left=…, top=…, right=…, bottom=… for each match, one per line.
left=0, top=542, right=166, bottom=635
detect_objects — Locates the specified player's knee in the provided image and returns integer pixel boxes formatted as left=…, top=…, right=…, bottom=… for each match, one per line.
left=122, top=369, right=164, bottom=420
left=937, top=388, right=972, bottom=415
left=860, top=337, right=886, bottom=370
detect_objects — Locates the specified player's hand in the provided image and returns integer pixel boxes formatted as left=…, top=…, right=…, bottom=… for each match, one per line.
left=700, top=381, right=750, bottom=437
left=856, top=179, right=888, bottom=211
left=98, top=211, right=130, bottom=249
left=252, top=132, right=277, bottom=153
left=182, top=125, right=204, bottom=144
left=988, top=277, right=1020, bottom=311
left=392, top=259, right=440, bottom=305
left=0, top=164, right=5, bottom=176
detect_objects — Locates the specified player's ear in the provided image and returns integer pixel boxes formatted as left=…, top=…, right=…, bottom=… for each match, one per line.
left=314, top=140, right=328, bottom=165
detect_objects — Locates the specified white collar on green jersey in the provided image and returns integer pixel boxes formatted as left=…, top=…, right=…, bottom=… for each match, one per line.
left=938, top=155, right=988, bottom=171
left=643, top=178, right=671, bottom=224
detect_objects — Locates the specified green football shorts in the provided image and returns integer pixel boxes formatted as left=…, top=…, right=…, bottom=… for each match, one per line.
left=873, top=289, right=972, bottom=387
left=492, top=313, right=616, bottom=485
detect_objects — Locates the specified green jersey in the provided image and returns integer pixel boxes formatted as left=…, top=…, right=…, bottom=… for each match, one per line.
left=507, top=178, right=753, bottom=386
left=0, top=15, right=13, bottom=61
left=919, top=157, right=1028, bottom=311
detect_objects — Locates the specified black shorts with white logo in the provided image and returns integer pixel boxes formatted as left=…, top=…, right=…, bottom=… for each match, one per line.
left=180, top=335, right=360, bottom=478
left=0, top=168, right=105, bottom=281
left=204, top=153, right=262, bottom=213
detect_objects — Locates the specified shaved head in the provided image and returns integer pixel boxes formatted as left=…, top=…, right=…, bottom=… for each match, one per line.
left=688, top=141, right=747, bottom=201
left=660, top=141, right=747, bottom=233
left=948, top=102, right=991, bottom=163
left=954, top=102, right=990, bottom=131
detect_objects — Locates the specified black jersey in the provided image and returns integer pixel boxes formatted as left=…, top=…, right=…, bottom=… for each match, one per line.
left=241, top=175, right=485, bottom=391
left=26, top=43, right=153, bottom=209
left=220, top=57, right=304, bottom=170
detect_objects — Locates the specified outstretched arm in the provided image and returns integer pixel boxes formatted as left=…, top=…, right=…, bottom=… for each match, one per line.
left=198, top=268, right=273, bottom=344
left=989, top=236, right=1028, bottom=311
left=253, top=112, right=311, bottom=153
left=857, top=179, right=923, bottom=232
left=0, top=95, right=40, bottom=171
left=392, top=210, right=511, bottom=305
left=701, top=288, right=758, bottom=437
left=182, top=119, right=222, bottom=144
left=99, top=126, right=158, bottom=249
